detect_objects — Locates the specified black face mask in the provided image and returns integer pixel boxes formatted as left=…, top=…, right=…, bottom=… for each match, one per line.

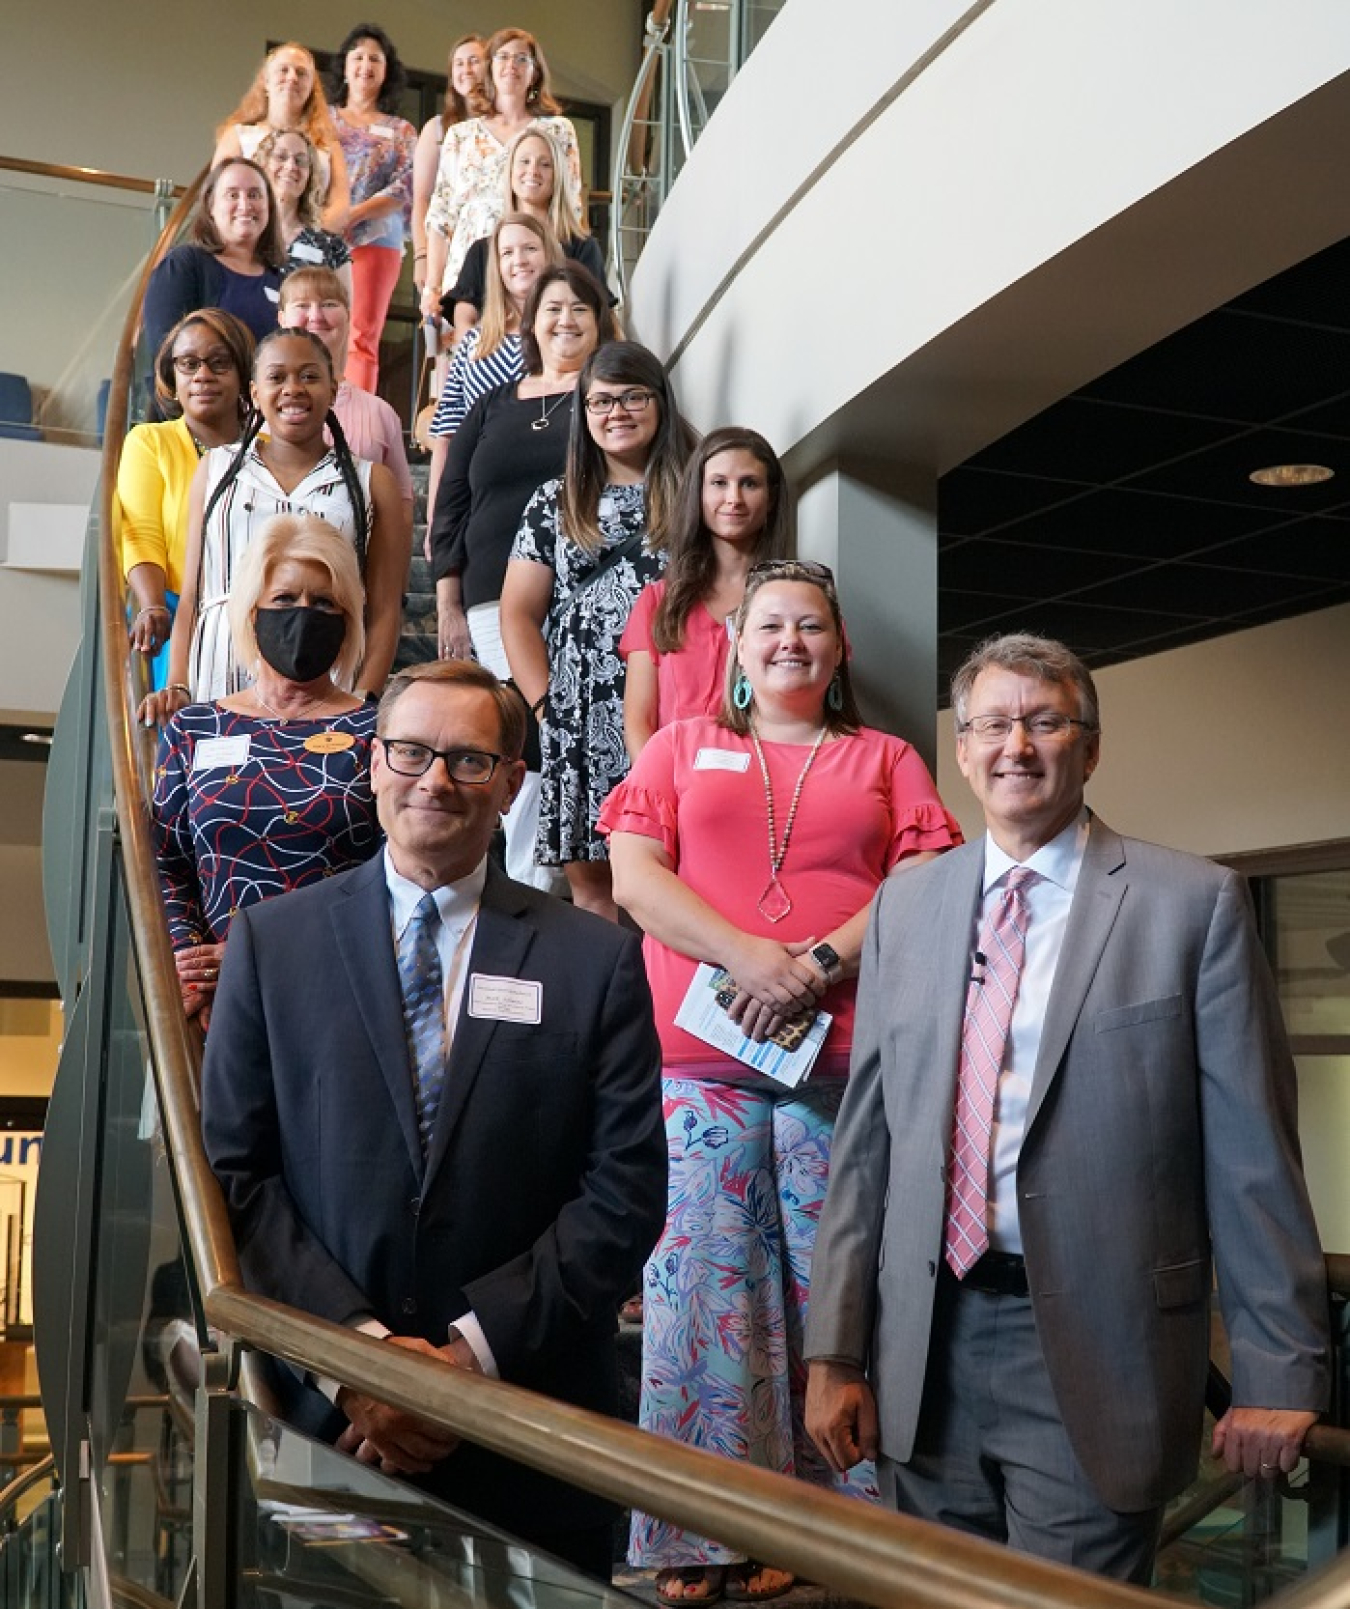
left=254, top=605, right=347, bottom=683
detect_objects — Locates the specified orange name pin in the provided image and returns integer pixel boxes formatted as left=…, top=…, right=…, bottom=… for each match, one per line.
left=304, top=731, right=356, bottom=754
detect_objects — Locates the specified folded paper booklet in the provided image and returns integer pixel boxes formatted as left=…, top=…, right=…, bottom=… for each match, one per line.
left=674, top=962, right=832, bottom=1088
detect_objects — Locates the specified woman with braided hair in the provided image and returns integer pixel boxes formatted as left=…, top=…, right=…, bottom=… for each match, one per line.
left=140, top=327, right=406, bottom=724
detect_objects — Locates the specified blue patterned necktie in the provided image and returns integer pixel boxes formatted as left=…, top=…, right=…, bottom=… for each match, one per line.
left=397, top=891, right=446, bottom=1154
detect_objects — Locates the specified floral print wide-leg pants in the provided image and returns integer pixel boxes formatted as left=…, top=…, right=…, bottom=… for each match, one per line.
left=629, top=1075, right=879, bottom=1567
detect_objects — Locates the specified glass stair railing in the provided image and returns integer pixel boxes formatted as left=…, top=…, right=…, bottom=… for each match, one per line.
left=607, top=0, right=787, bottom=303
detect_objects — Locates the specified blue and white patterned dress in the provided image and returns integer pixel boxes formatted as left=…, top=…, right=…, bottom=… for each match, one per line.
left=510, top=478, right=665, bottom=865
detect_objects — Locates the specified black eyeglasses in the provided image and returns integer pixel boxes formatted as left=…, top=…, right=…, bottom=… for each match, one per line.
left=958, top=714, right=1096, bottom=742
left=378, top=739, right=505, bottom=784
left=584, top=388, right=655, bottom=416
left=173, top=353, right=237, bottom=376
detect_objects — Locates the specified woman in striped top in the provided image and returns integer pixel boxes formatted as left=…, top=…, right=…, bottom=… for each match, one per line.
left=140, top=328, right=406, bottom=724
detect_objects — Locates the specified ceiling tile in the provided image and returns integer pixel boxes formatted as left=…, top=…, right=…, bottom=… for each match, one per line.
left=1126, top=427, right=1350, bottom=510
left=1195, top=519, right=1350, bottom=581
left=940, top=538, right=1147, bottom=595
left=1079, top=308, right=1350, bottom=422
left=966, top=398, right=1240, bottom=483
left=1068, top=562, right=1333, bottom=619
left=938, top=466, right=1093, bottom=537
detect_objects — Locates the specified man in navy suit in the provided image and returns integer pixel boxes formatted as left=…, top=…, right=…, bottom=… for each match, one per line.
left=202, top=660, right=667, bottom=1577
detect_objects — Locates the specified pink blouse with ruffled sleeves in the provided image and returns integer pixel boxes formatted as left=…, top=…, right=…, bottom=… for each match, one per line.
left=598, top=715, right=962, bottom=1070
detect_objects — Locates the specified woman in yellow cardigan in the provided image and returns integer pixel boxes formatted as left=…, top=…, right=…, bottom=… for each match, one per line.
left=117, top=311, right=254, bottom=687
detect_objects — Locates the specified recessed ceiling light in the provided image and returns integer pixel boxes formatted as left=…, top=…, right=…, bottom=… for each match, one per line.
left=1248, top=463, right=1334, bottom=487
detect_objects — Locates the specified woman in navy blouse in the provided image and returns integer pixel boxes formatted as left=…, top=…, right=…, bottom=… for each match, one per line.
left=151, top=514, right=381, bottom=1027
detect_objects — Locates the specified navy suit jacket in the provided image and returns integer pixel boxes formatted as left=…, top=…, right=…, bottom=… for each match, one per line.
left=202, top=854, right=667, bottom=1533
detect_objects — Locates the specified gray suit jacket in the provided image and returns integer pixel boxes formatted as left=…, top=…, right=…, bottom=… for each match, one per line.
left=806, top=815, right=1329, bottom=1511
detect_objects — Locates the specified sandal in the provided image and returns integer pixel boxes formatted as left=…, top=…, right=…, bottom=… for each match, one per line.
left=725, top=1563, right=794, bottom=1602
left=655, top=1567, right=727, bottom=1605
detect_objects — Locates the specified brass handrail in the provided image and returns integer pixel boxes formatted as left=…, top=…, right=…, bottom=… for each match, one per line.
left=0, top=1453, right=55, bottom=1523
left=0, top=154, right=184, bottom=199
left=90, top=145, right=1350, bottom=1609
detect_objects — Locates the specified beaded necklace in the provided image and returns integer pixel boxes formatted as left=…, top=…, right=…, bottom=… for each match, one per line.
left=748, top=721, right=827, bottom=922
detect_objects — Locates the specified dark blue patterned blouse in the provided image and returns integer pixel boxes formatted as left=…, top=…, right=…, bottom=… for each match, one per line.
left=152, top=702, right=382, bottom=948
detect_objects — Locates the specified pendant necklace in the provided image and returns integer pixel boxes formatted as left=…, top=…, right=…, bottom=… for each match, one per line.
left=748, top=721, right=827, bottom=922
left=531, top=390, right=572, bottom=432
left=253, top=687, right=336, bottom=726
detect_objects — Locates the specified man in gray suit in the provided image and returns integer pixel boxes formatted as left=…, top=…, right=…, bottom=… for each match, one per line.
left=804, top=632, right=1328, bottom=1582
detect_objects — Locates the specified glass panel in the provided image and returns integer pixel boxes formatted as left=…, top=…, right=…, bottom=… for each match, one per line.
left=1261, top=868, right=1350, bottom=1251
left=2, top=1484, right=80, bottom=1609
left=85, top=878, right=200, bottom=1607
left=243, top=1402, right=641, bottom=1609
left=0, top=170, right=168, bottom=447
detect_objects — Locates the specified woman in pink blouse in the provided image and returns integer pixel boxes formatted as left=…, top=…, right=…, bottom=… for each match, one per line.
left=621, top=427, right=792, bottom=761
left=602, top=561, right=962, bottom=1603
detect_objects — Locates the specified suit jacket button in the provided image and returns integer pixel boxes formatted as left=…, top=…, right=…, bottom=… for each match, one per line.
left=402, top=1297, right=417, bottom=1315
left=928, top=1261, right=936, bottom=1278
left=409, top=1197, right=420, bottom=1215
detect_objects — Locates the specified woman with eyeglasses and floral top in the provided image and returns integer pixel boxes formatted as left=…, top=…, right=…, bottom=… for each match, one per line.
left=420, top=26, right=582, bottom=323
left=500, top=341, right=694, bottom=919
left=257, top=128, right=352, bottom=294
left=117, top=311, right=255, bottom=688
left=600, top=560, right=961, bottom=1605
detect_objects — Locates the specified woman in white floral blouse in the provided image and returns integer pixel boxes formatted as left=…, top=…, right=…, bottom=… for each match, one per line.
left=420, top=26, right=583, bottom=323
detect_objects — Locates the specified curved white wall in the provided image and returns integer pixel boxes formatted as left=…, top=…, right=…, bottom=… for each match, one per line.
left=632, top=0, right=1350, bottom=479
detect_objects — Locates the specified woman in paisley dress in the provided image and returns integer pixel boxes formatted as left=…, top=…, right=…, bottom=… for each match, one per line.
left=500, top=341, right=694, bottom=918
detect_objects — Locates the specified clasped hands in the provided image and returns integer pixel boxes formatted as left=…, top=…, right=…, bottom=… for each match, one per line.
left=335, top=1333, right=481, bottom=1476
left=722, top=936, right=828, bottom=1044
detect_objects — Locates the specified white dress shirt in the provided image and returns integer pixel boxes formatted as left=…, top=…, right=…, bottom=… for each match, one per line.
left=316, top=852, right=498, bottom=1400
left=981, top=809, right=1091, bottom=1255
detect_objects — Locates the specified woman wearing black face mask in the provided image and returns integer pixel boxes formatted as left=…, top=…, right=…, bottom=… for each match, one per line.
left=152, top=516, right=382, bottom=1029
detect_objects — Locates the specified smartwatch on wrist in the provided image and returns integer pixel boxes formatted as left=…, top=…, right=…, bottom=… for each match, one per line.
left=809, top=941, right=843, bottom=983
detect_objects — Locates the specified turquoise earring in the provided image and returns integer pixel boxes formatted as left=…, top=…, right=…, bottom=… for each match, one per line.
left=732, top=673, right=753, bottom=711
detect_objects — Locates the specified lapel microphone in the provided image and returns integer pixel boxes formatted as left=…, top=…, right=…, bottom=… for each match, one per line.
left=971, top=949, right=988, bottom=984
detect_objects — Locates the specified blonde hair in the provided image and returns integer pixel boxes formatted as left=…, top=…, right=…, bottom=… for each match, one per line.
left=502, top=127, right=587, bottom=247
left=477, top=212, right=560, bottom=360
left=277, top=265, right=351, bottom=314
left=228, top=514, right=365, bottom=686
left=256, top=127, right=325, bottom=229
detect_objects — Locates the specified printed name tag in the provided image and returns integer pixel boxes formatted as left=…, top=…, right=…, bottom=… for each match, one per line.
left=291, top=240, right=324, bottom=263
left=371, top=124, right=396, bottom=139
left=468, top=974, right=542, bottom=1024
left=264, top=284, right=280, bottom=302
left=192, top=735, right=251, bottom=771
left=694, top=748, right=750, bottom=772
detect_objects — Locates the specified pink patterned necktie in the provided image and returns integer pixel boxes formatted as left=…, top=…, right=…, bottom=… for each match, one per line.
left=943, top=866, right=1039, bottom=1278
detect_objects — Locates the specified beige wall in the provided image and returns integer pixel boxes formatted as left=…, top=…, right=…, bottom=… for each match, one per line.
left=0, top=2, right=641, bottom=394
left=3, top=2, right=639, bottom=184
left=934, top=600, right=1350, bottom=858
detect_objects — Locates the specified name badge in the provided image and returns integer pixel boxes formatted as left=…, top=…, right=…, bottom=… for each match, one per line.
left=192, top=734, right=250, bottom=772
left=371, top=124, right=396, bottom=139
left=304, top=730, right=356, bottom=754
left=694, top=748, right=750, bottom=772
left=291, top=240, right=324, bottom=263
left=264, top=284, right=281, bottom=302
left=468, top=974, right=542, bottom=1025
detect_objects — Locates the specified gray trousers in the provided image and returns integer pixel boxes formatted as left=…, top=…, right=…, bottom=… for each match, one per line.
left=881, top=1268, right=1163, bottom=1585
